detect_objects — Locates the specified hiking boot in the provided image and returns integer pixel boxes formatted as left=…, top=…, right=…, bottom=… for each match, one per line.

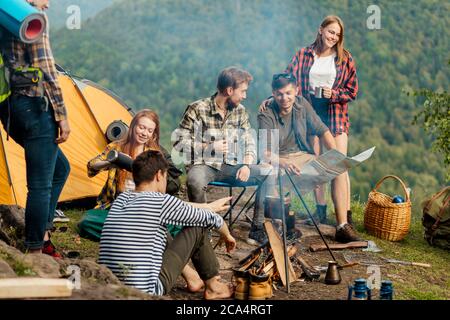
left=305, top=205, right=327, bottom=225
left=233, top=269, right=249, bottom=300
left=317, top=205, right=328, bottom=224
left=53, top=209, right=70, bottom=223
left=42, top=240, right=62, bottom=259
left=347, top=210, right=354, bottom=226
left=335, top=223, right=362, bottom=243
left=247, top=225, right=268, bottom=246
left=249, top=271, right=272, bottom=300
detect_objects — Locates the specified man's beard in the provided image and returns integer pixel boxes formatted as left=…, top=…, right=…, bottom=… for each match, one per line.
left=226, top=97, right=239, bottom=109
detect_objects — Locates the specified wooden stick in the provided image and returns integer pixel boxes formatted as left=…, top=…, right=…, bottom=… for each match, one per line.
left=262, top=260, right=275, bottom=274
left=264, top=221, right=297, bottom=286
left=338, top=262, right=360, bottom=269
left=310, top=241, right=368, bottom=252
left=0, top=278, right=73, bottom=299
left=239, top=253, right=261, bottom=271
left=296, top=256, right=320, bottom=280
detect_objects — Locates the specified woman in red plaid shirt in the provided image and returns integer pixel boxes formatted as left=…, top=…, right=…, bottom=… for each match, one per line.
left=285, top=15, right=358, bottom=225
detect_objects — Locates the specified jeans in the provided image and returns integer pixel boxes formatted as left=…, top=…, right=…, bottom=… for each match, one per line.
left=0, top=95, right=70, bottom=249
left=187, top=163, right=271, bottom=233
left=159, top=227, right=219, bottom=294
left=186, top=164, right=265, bottom=203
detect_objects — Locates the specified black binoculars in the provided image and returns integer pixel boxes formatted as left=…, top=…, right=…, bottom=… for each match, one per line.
left=106, top=150, right=133, bottom=172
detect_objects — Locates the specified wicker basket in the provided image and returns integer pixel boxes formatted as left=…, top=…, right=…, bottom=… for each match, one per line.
left=364, top=175, right=411, bottom=241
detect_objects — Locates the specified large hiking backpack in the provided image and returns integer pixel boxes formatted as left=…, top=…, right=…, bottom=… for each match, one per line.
left=422, top=186, right=450, bottom=250
left=0, top=54, right=11, bottom=104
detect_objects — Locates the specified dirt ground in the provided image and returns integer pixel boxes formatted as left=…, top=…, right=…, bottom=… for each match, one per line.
left=166, top=186, right=389, bottom=301
left=4, top=185, right=443, bottom=301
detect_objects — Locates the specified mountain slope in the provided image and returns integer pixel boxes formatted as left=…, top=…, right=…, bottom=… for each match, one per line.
left=47, top=0, right=118, bottom=29
left=52, top=0, right=450, bottom=205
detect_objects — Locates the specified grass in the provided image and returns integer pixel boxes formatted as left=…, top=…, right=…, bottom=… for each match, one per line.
left=291, top=194, right=450, bottom=300
left=352, top=201, right=449, bottom=300
left=51, top=210, right=100, bottom=260
left=49, top=193, right=449, bottom=300
left=0, top=251, right=36, bottom=276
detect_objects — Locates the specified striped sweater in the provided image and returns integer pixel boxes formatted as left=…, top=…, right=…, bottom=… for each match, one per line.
left=98, top=191, right=223, bottom=295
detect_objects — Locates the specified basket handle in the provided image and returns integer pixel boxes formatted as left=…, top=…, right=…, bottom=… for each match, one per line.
left=372, top=175, right=410, bottom=202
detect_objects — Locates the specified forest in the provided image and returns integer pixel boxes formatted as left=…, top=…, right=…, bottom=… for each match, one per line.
left=51, top=0, right=449, bottom=210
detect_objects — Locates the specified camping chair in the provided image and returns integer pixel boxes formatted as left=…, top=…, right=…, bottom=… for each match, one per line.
left=208, top=180, right=259, bottom=229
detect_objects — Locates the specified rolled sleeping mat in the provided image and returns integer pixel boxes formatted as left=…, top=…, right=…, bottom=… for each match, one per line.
left=105, top=120, right=129, bottom=142
left=0, top=0, right=46, bottom=43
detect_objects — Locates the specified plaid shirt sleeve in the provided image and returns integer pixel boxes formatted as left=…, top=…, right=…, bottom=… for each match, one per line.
left=173, top=103, right=204, bottom=158
left=331, top=53, right=358, bottom=104
left=239, top=108, right=257, bottom=163
left=15, top=15, right=67, bottom=121
left=87, top=142, right=118, bottom=177
left=87, top=142, right=121, bottom=209
left=34, top=22, right=67, bottom=121
left=284, top=48, right=313, bottom=97
left=285, top=52, right=299, bottom=75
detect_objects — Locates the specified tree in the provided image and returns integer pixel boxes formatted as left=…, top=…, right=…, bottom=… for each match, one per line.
left=413, top=61, right=450, bottom=180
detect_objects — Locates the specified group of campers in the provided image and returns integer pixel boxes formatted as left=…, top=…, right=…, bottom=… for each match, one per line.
left=0, top=2, right=359, bottom=299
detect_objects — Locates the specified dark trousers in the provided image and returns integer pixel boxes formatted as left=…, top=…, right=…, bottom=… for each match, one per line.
left=159, top=226, right=219, bottom=294
left=187, top=164, right=269, bottom=231
left=310, top=96, right=331, bottom=128
left=0, top=95, right=70, bottom=249
left=186, top=164, right=264, bottom=203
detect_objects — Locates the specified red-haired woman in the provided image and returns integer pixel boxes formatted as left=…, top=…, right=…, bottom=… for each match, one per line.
left=286, top=15, right=358, bottom=232
left=87, top=109, right=181, bottom=209
left=82, top=109, right=207, bottom=292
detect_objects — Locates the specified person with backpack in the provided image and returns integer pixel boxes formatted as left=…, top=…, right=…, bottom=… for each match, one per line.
left=0, top=0, right=70, bottom=258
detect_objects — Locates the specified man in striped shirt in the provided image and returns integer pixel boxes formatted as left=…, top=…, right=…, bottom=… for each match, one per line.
left=99, top=150, right=236, bottom=298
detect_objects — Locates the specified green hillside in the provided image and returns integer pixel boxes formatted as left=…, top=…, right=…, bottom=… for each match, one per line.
left=47, top=0, right=118, bottom=29
left=51, top=0, right=449, bottom=210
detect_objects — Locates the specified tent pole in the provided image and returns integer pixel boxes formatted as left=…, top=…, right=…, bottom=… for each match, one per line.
left=0, top=130, right=18, bottom=205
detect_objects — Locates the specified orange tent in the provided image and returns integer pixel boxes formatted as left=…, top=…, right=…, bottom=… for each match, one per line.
left=0, top=68, right=133, bottom=206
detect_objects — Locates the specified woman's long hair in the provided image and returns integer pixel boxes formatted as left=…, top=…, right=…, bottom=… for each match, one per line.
left=117, top=109, right=160, bottom=191
left=312, top=15, right=348, bottom=65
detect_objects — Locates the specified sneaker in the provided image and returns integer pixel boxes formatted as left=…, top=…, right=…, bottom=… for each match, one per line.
left=247, top=226, right=268, bottom=246
left=335, top=223, right=362, bottom=243
left=53, top=209, right=70, bottom=223
left=42, top=240, right=62, bottom=259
